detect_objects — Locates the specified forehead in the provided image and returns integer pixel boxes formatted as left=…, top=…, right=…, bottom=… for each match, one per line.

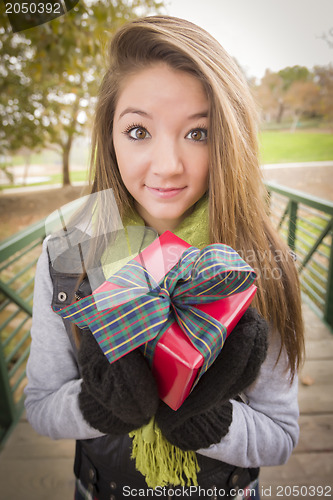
left=114, top=63, right=209, bottom=117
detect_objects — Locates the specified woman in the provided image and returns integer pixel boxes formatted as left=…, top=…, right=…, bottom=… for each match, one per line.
left=25, top=15, right=304, bottom=500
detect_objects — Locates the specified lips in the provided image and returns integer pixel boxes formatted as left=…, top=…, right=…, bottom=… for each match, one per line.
left=145, top=185, right=186, bottom=198
left=149, top=187, right=184, bottom=191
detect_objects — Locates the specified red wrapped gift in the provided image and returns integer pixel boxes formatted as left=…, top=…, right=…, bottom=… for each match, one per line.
left=93, top=231, right=257, bottom=410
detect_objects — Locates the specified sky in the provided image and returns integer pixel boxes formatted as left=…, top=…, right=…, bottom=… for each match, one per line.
left=161, top=0, right=333, bottom=80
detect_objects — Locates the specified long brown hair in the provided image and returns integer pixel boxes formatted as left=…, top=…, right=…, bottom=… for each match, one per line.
left=87, top=15, right=304, bottom=377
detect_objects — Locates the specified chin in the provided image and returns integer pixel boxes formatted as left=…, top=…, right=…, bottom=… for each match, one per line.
left=155, top=209, right=186, bottom=221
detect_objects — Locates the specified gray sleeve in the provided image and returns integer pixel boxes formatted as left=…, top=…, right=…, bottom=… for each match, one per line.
left=24, top=238, right=105, bottom=440
left=197, top=329, right=300, bottom=467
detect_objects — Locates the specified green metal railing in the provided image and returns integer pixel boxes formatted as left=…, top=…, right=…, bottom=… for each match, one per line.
left=0, top=182, right=332, bottom=447
left=0, top=219, right=46, bottom=447
left=266, top=182, right=333, bottom=328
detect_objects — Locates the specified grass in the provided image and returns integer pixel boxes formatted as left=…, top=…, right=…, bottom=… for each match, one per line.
left=1, top=169, right=89, bottom=190
left=48, top=170, right=89, bottom=184
left=259, top=130, right=333, bottom=164
left=8, top=150, right=60, bottom=167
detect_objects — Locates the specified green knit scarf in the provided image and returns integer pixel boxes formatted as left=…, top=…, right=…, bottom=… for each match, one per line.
left=101, top=195, right=209, bottom=281
left=122, top=195, right=209, bottom=248
left=102, top=196, right=210, bottom=488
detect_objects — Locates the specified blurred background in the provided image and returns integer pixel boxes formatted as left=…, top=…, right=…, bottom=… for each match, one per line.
left=0, top=1, right=332, bottom=499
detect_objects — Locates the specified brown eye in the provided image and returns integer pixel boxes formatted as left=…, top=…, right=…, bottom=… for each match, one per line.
left=191, top=130, right=202, bottom=141
left=128, top=127, right=150, bottom=140
left=135, top=128, right=146, bottom=139
left=186, top=128, right=208, bottom=142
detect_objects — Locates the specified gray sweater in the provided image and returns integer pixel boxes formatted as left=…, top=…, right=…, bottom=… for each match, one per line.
left=24, top=238, right=300, bottom=468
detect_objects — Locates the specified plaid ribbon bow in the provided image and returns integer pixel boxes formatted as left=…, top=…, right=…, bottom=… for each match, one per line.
left=54, top=244, right=256, bottom=377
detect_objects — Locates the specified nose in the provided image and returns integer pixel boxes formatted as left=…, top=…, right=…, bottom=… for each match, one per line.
left=150, top=136, right=184, bottom=177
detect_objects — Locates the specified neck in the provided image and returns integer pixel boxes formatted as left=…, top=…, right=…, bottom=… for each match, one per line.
left=102, top=195, right=210, bottom=279
left=135, top=203, right=194, bottom=235
left=125, top=195, right=210, bottom=249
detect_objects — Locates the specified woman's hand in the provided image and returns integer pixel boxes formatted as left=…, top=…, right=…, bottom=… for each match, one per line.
left=155, top=308, right=269, bottom=450
left=156, top=399, right=233, bottom=451
left=78, top=332, right=159, bottom=434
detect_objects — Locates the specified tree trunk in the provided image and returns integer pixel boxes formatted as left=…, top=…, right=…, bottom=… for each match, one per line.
left=61, top=97, right=80, bottom=186
left=62, top=144, right=71, bottom=186
left=22, top=153, right=31, bottom=186
left=276, top=100, right=284, bottom=123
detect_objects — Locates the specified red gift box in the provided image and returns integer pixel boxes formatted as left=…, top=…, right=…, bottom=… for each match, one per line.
left=94, top=231, right=257, bottom=410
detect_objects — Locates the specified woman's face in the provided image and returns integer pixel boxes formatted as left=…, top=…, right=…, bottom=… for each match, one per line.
left=113, top=63, right=209, bottom=234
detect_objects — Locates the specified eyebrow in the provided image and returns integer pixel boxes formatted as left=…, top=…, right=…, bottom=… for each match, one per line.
left=188, top=111, right=209, bottom=120
left=118, top=108, right=209, bottom=120
left=119, top=108, right=152, bottom=119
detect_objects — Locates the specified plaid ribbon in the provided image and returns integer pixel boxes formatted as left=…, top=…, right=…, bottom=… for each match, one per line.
left=54, top=244, right=256, bottom=377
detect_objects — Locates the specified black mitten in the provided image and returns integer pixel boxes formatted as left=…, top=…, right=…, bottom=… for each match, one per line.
left=79, top=382, right=140, bottom=435
left=170, top=307, right=269, bottom=422
left=155, top=308, right=268, bottom=450
left=78, top=331, right=159, bottom=432
left=156, top=400, right=233, bottom=451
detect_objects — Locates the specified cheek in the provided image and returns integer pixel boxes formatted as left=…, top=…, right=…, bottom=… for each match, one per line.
left=117, top=163, right=137, bottom=191
left=190, top=150, right=209, bottom=184
left=114, top=136, right=148, bottom=176
left=117, top=158, right=146, bottom=190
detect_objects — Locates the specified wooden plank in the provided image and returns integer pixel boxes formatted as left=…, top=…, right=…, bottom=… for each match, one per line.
left=304, top=322, right=332, bottom=341
left=298, top=357, right=333, bottom=412
left=300, top=359, right=333, bottom=385
left=298, top=383, right=333, bottom=413
left=2, top=420, right=75, bottom=460
left=260, top=452, right=333, bottom=499
left=0, top=416, right=75, bottom=499
left=304, top=339, right=333, bottom=359
left=302, top=304, right=332, bottom=341
left=296, top=414, right=333, bottom=453
left=0, top=457, right=75, bottom=500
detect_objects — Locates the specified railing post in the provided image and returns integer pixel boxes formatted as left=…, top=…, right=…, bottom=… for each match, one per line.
left=0, top=342, right=15, bottom=434
left=288, top=200, right=298, bottom=251
left=0, top=219, right=47, bottom=446
left=0, top=281, right=33, bottom=317
left=324, top=233, right=333, bottom=328
left=299, top=218, right=333, bottom=273
left=279, top=200, right=291, bottom=230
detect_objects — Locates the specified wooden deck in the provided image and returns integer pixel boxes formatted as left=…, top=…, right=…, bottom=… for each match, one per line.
left=0, top=301, right=332, bottom=500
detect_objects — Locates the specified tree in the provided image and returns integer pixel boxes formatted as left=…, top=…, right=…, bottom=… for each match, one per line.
left=254, top=66, right=315, bottom=125
left=277, top=66, right=312, bottom=123
left=0, top=0, right=164, bottom=186
left=278, top=65, right=311, bottom=91
left=319, top=27, right=333, bottom=49
left=314, top=65, right=333, bottom=121
left=0, top=30, right=47, bottom=155
left=284, top=80, right=320, bottom=131
left=253, top=70, right=284, bottom=123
